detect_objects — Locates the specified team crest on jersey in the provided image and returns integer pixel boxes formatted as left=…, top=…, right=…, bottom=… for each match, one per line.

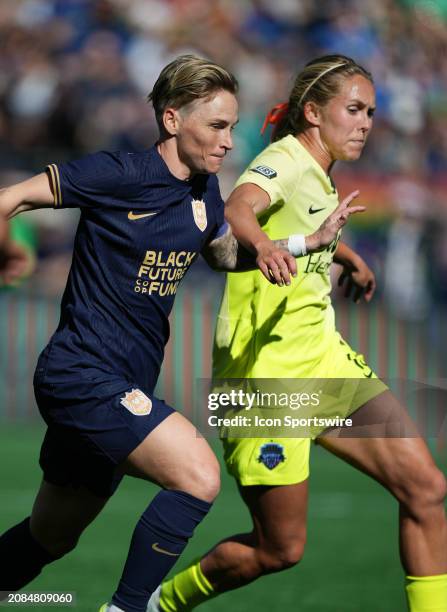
left=120, top=389, right=152, bottom=416
left=250, top=165, right=277, bottom=179
left=191, top=198, right=207, bottom=232
left=258, top=442, right=285, bottom=470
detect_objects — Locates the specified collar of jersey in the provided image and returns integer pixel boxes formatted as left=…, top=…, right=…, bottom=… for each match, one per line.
left=150, top=144, right=199, bottom=186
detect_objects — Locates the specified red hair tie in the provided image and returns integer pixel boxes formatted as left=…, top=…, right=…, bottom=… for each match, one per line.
left=261, top=102, right=289, bottom=135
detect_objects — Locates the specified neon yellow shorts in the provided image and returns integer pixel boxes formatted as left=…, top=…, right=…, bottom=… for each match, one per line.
left=221, top=332, right=387, bottom=486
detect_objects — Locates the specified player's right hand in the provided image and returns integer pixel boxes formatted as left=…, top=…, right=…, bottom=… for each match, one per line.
left=255, top=239, right=297, bottom=286
left=0, top=240, right=35, bottom=286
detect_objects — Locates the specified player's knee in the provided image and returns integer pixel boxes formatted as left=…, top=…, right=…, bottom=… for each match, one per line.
left=192, top=462, right=221, bottom=502
left=418, top=467, right=447, bottom=508
left=51, top=536, right=79, bottom=557
left=169, top=457, right=221, bottom=503
left=258, top=539, right=305, bottom=574
left=30, top=517, right=81, bottom=558
left=195, top=459, right=221, bottom=502
left=402, top=466, right=447, bottom=518
left=36, top=532, right=79, bottom=558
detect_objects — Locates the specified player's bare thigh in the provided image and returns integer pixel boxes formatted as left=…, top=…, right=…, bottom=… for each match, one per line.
left=120, top=411, right=220, bottom=502
left=317, top=390, right=441, bottom=495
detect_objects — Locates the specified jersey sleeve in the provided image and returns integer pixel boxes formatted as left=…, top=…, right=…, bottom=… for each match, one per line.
left=234, top=145, right=301, bottom=209
left=45, top=151, right=129, bottom=209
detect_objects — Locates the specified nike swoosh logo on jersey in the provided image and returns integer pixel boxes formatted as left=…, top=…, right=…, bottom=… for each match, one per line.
left=128, top=211, right=158, bottom=220
left=151, top=542, right=180, bottom=557
left=308, top=206, right=326, bottom=215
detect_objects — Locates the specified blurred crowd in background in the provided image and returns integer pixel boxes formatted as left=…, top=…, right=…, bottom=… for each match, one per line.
left=1, top=0, right=447, bottom=320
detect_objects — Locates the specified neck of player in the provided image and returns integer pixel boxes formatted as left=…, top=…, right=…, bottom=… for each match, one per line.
left=157, top=139, right=194, bottom=181
left=296, top=131, right=334, bottom=175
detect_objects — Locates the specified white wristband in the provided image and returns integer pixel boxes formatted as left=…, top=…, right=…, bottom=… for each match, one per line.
left=288, top=234, right=307, bottom=257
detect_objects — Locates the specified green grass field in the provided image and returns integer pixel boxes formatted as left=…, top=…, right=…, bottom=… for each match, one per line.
left=1, top=423, right=445, bottom=612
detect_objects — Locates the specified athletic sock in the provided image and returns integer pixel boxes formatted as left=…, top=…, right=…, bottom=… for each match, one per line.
left=111, top=490, right=212, bottom=612
left=158, top=559, right=215, bottom=611
left=0, top=517, right=60, bottom=594
left=406, top=574, right=447, bottom=611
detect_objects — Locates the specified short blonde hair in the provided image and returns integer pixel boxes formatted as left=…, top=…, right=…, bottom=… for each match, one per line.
left=274, top=54, right=373, bottom=141
left=148, top=55, right=238, bottom=130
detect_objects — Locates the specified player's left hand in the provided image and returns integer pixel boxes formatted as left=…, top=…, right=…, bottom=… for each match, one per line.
left=306, top=190, right=365, bottom=252
left=0, top=240, right=35, bottom=286
left=338, top=255, right=376, bottom=303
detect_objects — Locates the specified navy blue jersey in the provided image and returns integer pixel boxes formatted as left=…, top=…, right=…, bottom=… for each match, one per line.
left=39, top=146, right=225, bottom=392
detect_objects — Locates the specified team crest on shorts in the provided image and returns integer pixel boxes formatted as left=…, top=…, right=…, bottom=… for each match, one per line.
left=191, top=198, right=207, bottom=232
left=258, top=442, right=285, bottom=470
left=120, top=389, right=152, bottom=416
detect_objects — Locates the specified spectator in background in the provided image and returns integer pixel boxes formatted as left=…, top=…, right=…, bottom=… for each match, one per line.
left=1, top=0, right=447, bottom=305
left=1, top=0, right=446, bottom=174
left=384, top=177, right=432, bottom=320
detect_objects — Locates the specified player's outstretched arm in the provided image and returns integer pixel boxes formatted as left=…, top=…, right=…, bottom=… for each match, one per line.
left=0, top=172, right=54, bottom=219
left=0, top=173, right=52, bottom=285
left=204, top=185, right=365, bottom=286
left=222, top=183, right=296, bottom=285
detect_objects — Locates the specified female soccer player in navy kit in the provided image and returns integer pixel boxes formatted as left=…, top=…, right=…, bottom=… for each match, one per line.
left=0, top=55, right=241, bottom=612
left=0, top=55, right=359, bottom=612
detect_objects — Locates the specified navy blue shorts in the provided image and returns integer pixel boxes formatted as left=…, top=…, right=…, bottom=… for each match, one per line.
left=34, top=377, right=175, bottom=498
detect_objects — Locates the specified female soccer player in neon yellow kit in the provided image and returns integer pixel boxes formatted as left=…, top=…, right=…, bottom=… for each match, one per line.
left=154, top=55, right=447, bottom=612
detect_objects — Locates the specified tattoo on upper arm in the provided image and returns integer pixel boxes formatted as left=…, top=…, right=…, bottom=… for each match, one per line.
left=201, top=227, right=242, bottom=271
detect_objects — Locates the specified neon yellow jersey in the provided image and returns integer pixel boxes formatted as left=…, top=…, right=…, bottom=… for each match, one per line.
left=214, top=134, right=343, bottom=379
